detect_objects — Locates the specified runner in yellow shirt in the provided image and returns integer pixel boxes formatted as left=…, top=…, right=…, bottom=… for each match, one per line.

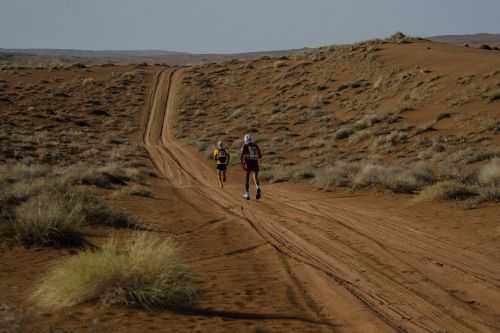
left=212, top=141, right=230, bottom=189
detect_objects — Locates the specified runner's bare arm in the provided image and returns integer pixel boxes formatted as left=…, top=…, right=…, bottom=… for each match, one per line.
left=240, top=146, right=247, bottom=169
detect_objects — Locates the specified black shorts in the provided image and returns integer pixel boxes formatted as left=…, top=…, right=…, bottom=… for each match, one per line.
left=245, top=160, right=259, bottom=172
left=216, top=164, right=227, bottom=171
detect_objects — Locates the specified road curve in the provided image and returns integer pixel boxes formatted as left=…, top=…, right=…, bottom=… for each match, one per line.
left=142, top=69, right=500, bottom=333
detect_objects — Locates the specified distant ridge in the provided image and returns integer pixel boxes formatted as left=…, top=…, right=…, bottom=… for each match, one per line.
left=430, top=33, right=500, bottom=46
left=0, top=47, right=304, bottom=66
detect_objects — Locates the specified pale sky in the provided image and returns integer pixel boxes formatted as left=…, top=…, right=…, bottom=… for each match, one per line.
left=1, top=0, right=500, bottom=53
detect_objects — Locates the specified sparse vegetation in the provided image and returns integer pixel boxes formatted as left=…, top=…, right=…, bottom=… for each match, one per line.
left=478, top=158, right=500, bottom=185
left=13, top=189, right=86, bottom=247
left=63, top=163, right=147, bottom=189
left=335, top=126, right=354, bottom=140
left=416, top=180, right=477, bottom=202
left=0, top=164, right=135, bottom=247
left=0, top=65, right=149, bottom=168
left=313, top=161, right=359, bottom=190
left=115, top=184, right=153, bottom=198
left=486, top=89, right=500, bottom=103
left=261, top=164, right=316, bottom=184
left=353, top=162, right=434, bottom=194
left=33, top=233, right=196, bottom=310
left=176, top=33, right=500, bottom=207
left=0, top=304, right=28, bottom=333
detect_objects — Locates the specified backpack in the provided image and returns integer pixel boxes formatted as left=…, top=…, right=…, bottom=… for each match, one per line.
left=246, top=144, right=259, bottom=161
left=217, top=149, right=227, bottom=163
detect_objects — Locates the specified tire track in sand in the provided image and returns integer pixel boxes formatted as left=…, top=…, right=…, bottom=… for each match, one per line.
left=143, top=69, right=500, bottom=333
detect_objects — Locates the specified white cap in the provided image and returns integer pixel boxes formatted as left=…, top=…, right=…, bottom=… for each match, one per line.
left=244, top=134, right=252, bottom=145
left=217, top=141, right=224, bottom=149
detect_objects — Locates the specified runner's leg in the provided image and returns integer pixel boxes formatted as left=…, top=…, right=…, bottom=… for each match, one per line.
left=217, top=170, right=224, bottom=188
left=253, top=170, right=262, bottom=199
left=245, top=170, right=250, bottom=193
left=253, top=170, right=260, bottom=188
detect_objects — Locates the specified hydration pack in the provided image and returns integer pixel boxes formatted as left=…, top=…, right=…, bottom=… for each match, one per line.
left=217, top=149, right=227, bottom=163
left=247, top=145, right=259, bottom=160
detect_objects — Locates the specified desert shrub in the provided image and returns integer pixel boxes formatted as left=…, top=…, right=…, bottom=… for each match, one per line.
left=263, top=164, right=316, bottom=184
left=314, top=161, right=359, bottom=190
left=0, top=176, right=65, bottom=242
left=14, top=190, right=85, bottom=247
left=1, top=177, right=65, bottom=239
left=418, top=149, right=434, bottom=160
left=484, top=89, right=500, bottom=103
left=0, top=165, right=134, bottom=246
left=436, top=112, right=452, bottom=121
left=335, top=126, right=354, bottom=140
left=289, top=166, right=316, bottom=181
left=478, top=186, right=500, bottom=202
left=478, top=158, right=500, bottom=185
left=415, top=121, right=437, bottom=135
left=0, top=304, right=28, bottom=333
left=348, top=129, right=373, bottom=144
left=371, top=131, right=409, bottom=149
left=259, top=169, right=276, bottom=182
left=1, top=181, right=39, bottom=205
left=437, top=162, right=478, bottom=184
left=353, top=162, right=434, bottom=193
left=382, top=173, right=424, bottom=194
left=385, top=131, right=409, bottom=146
left=15, top=164, right=51, bottom=179
left=417, top=181, right=477, bottom=201
left=63, top=163, right=146, bottom=189
left=33, top=233, right=196, bottom=310
left=72, top=191, right=133, bottom=228
left=353, top=114, right=382, bottom=131
left=409, top=162, right=436, bottom=184
left=2, top=164, right=51, bottom=182
left=116, top=185, right=153, bottom=198
left=353, top=164, right=387, bottom=188
left=14, top=175, right=130, bottom=227
left=446, top=148, right=500, bottom=165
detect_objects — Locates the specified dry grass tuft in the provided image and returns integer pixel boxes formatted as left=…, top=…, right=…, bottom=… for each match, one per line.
left=478, top=158, right=500, bottom=185
left=335, top=126, right=354, bottom=140
left=1, top=164, right=134, bottom=247
left=0, top=304, right=28, bottom=333
left=33, top=233, right=196, bottom=310
left=484, top=89, right=500, bottom=103
left=261, top=164, right=316, bottom=184
left=416, top=181, right=477, bottom=202
left=63, top=163, right=146, bottom=189
left=314, top=161, right=359, bottom=190
left=14, top=190, right=85, bottom=247
left=353, top=162, right=434, bottom=194
left=116, top=185, right=153, bottom=198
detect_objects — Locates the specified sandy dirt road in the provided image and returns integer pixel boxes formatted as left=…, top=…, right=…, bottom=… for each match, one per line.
left=142, top=69, right=500, bottom=333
